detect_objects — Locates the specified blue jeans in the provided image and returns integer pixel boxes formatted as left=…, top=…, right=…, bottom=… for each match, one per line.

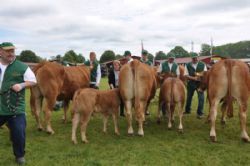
left=0, top=114, right=26, bottom=158
left=185, top=85, right=204, bottom=116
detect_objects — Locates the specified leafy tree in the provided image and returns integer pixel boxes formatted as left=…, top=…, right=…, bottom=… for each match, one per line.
left=200, top=44, right=211, bottom=56
left=63, top=50, right=80, bottom=63
left=100, top=50, right=115, bottom=63
left=115, top=54, right=124, bottom=60
left=56, top=54, right=62, bottom=61
left=167, top=46, right=189, bottom=58
left=19, top=50, right=41, bottom=62
left=155, top=51, right=167, bottom=60
left=77, top=53, right=85, bottom=63
left=206, top=41, right=250, bottom=58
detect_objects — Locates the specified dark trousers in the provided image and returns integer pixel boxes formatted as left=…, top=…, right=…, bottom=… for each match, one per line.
left=185, top=85, right=204, bottom=116
left=0, top=114, right=26, bottom=158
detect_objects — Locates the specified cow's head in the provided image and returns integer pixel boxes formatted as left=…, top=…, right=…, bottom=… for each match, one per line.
left=197, top=71, right=210, bottom=92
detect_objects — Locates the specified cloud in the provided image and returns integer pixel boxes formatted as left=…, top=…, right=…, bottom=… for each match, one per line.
left=0, top=0, right=249, bottom=59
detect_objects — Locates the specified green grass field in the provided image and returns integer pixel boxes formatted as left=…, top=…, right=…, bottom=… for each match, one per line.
left=1, top=77, right=250, bottom=166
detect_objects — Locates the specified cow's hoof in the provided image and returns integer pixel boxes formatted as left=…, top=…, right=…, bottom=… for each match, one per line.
left=115, top=132, right=120, bottom=136
left=137, top=133, right=144, bottom=137
left=242, top=137, right=250, bottom=143
left=210, top=136, right=217, bottom=142
left=46, top=131, right=55, bottom=135
left=178, top=129, right=183, bottom=134
left=221, top=120, right=226, bottom=125
left=156, top=119, right=161, bottom=124
left=72, top=140, right=78, bottom=145
left=37, top=128, right=43, bottom=131
left=127, top=133, right=134, bottom=137
left=82, top=139, right=89, bottom=144
left=168, top=127, right=172, bottom=130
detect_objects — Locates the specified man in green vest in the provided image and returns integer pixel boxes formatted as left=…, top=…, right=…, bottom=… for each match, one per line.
left=84, top=52, right=101, bottom=89
left=158, top=52, right=179, bottom=77
left=141, top=50, right=152, bottom=66
left=0, top=42, right=37, bottom=164
left=124, top=50, right=133, bottom=63
left=184, top=52, right=207, bottom=119
left=158, top=52, right=179, bottom=115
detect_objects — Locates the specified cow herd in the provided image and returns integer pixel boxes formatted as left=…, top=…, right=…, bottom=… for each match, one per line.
left=29, top=59, right=250, bottom=144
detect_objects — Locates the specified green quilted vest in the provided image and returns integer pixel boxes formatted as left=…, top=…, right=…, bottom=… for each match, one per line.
left=84, top=60, right=99, bottom=82
left=0, top=60, right=28, bottom=115
left=162, top=62, right=178, bottom=75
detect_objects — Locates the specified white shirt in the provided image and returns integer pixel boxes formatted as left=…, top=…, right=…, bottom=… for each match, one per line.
left=114, top=70, right=119, bottom=86
left=90, top=63, right=101, bottom=86
left=127, top=58, right=133, bottom=63
left=0, top=63, right=37, bottom=89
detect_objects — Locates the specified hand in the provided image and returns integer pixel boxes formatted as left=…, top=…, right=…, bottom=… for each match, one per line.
left=12, top=84, right=23, bottom=92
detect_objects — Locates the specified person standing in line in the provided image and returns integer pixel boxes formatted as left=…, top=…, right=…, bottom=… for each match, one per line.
left=0, top=42, right=37, bottom=165
left=184, top=52, right=207, bottom=119
left=84, top=52, right=101, bottom=89
left=108, top=60, right=124, bottom=116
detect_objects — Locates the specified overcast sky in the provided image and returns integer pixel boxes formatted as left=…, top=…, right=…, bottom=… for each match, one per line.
left=0, top=0, right=250, bottom=59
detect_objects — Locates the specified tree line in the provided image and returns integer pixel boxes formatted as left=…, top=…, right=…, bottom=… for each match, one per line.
left=17, top=40, right=250, bottom=63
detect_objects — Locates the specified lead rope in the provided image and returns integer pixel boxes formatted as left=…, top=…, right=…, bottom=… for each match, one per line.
left=6, top=88, right=21, bottom=115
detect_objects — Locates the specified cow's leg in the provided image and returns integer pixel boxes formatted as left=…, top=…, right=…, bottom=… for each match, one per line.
left=177, top=102, right=183, bottom=132
left=239, top=101, right=250, bottom=142
left=220, top=101, right=227, bottom=125
left=30, top=88, right=43, bottom=131
left=209, top=100, right=219, bottom=142
left=157, top=101, right=163, bottom=124
left=125, top=101, right=134, bottom=135
left=44, top=98, right=55, bottom=134
left=103, top=115, right=108, bottom=133
left=62, top=100, right=70, bottom=123
left=136, top=101, right=145, bottom=136
left=167, top=102, right=172, bottom=129
left=80, top=112, right=91, bottom=143
left=71, top=112, right=80, bottom=144
left=112, top=110, right=120, bottom=135
left=170, top=104, right=175, bottom=124
left=34, top=96, right=43, bottom=131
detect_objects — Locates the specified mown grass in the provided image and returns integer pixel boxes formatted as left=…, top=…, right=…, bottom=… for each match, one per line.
left=0, top=77, right=250, bottom=166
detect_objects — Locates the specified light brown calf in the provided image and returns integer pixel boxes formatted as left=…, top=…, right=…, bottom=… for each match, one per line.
left=157, top=77, right=186, bottom=132
left=71, top=88, right=121, bottom=144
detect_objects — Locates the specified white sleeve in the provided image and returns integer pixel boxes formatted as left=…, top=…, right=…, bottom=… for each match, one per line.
left=203, top=64, right=207, bottom=71
left=24, top=67, right=37, bottom=83
left=158, top=64, right=162, bottom=73
left=184, top=65, right=189, bottom=76
left=176, top=65, right=180, bottom=76
left=95, top=64, right=101, bottom=86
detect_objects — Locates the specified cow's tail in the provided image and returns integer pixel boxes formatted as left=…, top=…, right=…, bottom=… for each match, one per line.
left=170, top=78, right=175, bottom=112
left=72, top=89, right=82, bottom=113
left=225, top=60, right=234, bottom=118
left=131, top=60, right=140, bottom=114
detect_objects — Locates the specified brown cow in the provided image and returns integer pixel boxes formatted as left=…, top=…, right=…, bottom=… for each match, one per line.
left=30, top=61, right=90, bottom=134
left=157, top=77, right=186, bottom=132
left=200, top=59, right=250, bottom=142
left=71, top=88, right=120, bottom=144
left=119, top=59, right=158, bottom=136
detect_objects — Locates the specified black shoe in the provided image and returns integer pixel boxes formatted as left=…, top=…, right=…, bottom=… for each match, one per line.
left=16, top=157, right=25, bottom=165
left=145, top=111, right=150, bottom=116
